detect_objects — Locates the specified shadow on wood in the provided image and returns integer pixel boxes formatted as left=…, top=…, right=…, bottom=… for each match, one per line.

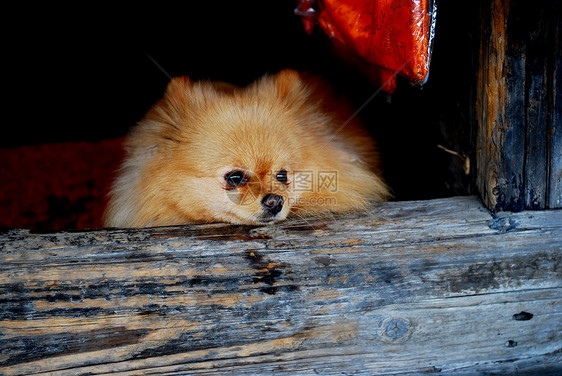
left=1, top=196, right=561, bottom=375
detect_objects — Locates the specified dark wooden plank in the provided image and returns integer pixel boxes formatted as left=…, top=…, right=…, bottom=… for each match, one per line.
left=547, top=4, right=562, bottom=208
left=525, top=5, right=549, bottom=209
left=476, top=0, right=562, bottom=211
left=476, top=0, right=526, bottom=212
left=0, top=196, right=561, bottom=375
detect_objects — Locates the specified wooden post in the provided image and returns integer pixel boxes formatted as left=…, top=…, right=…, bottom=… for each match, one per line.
left=547, top=5, right=562, bottom=208
left=1, top=197, right=561, bottom=375
left=476, top=0, right=561, bottom=211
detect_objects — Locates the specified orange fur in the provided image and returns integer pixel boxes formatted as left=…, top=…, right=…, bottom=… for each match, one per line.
left=104, top=70, right=390, bottom=227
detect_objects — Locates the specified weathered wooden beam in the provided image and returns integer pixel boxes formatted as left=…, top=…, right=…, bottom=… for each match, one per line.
left=548, top=6, right=562, bottom=209
left=476, top=0, right=562, bottom=211
left=0, top=196, right=561, bottom=375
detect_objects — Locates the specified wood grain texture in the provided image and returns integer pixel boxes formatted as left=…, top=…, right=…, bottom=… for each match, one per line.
left=525, top=5, right=549, bottom=210
left=547, top=6, right=562, bottom=208
left=1, top=196, right=561, bottom=375
left=476, top=0, right=562, bottom=211
left=476, top=0, right=524, bottom=212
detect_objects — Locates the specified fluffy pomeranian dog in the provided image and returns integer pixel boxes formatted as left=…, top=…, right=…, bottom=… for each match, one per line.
left=104, top=70, right=390, bottom=227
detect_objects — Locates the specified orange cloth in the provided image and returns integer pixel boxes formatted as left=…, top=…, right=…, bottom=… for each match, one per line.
left=297, top=0, right=435, bottom=93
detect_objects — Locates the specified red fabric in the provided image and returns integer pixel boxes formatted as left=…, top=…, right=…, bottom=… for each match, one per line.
left=0, top=138, right=124, bottom=230
left=297, top=0, right=433, bottom=93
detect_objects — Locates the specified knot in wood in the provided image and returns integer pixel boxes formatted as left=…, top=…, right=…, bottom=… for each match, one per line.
left=384, top=318, right=410, bottom=341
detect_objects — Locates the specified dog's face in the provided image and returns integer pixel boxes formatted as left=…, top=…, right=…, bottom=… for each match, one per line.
left=218, top=167, right=293, bottom=224
left=181, top=102, right=305, bottom=225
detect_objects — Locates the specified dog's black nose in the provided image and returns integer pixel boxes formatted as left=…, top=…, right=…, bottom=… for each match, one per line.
left=261, top=194, right=284, bottom=215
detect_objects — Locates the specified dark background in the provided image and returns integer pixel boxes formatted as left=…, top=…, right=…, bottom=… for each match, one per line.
left=3, top=1, right=478, bottom=201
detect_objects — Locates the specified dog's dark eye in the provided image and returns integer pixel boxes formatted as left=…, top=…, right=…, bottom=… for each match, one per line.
left=225, top=170, right=249, bottom=188
left=276, top=170, right=288, bottom=184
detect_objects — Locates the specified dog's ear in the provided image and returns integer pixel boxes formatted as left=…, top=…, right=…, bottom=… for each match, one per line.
left=163, top=76, right=225, bottom=115
left=273, top=69, right=304, bottom=98
left=266, top=69, right=318, bottom=110
left=143, top=76, right=213, bottom=134
left=165, top=76, right=193, bottom=91
left=162, top=76, right=195, bottom=110
left=272, top=70, right=340, bottom=111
